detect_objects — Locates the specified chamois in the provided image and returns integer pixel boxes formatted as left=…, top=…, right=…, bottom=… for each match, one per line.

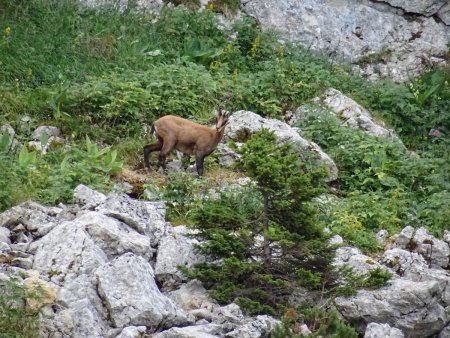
left=143, top=109, right=231, bottom=177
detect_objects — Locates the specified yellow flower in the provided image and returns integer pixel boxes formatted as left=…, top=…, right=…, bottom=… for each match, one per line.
left=4, top=26, right=11, bottom=35
left=27, top=68, right=32, bottom=77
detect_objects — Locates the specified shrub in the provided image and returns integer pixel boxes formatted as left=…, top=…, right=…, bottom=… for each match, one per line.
left=183, top=130, right=333, bottom=315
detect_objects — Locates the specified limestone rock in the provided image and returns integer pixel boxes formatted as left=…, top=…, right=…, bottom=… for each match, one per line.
left=377, top=0, right=446, bottom=16
left=314, top=88, right=401, bottom=141
left=78, top=211, right=152, bottom=260
left=31, top=126, right=61, bottom=140
left=382, top=248, right=450, bottom=306
left=216, top=142, right=242, bottom=168
left=152, top=324, right=223, bottom=338
left=24, top=270, right=57, bottom=311
left=0, top=201, right=62, bottom=239
left=333, top=246, right=387, bottom=277
left=96, top=192, right=166, bottom=246
left=242, top=0, right=450, bottom=81
left=376, top=229, right=389, bottom=244
left=115, top=326, right=147, bottom=338
left=438, top=3, right=450, bottom=25
left=226, top=315, right=282, bottom=338
left=73, top=184, right=107, bottom=209
left=224, top=110, right=338, bottom=180
left=155, top=226, right=205, bottom=289
left=335, top=279, right=449, bottom=337
left=96, top=253, right=193, bottom=328
left=0, top=124, right=20, bottom=152
left=364, top=322, right=404, bottom=338
left=394, top=226, right=450, bottom=268
left=31, top=222, right=108, bottom=284
left=167, top=279, right=216, bottom=311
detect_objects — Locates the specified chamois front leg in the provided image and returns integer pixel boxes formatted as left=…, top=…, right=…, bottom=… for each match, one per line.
left=195, top=155, right=205, bottom=177
left=143, top=140, right=163, bottom=169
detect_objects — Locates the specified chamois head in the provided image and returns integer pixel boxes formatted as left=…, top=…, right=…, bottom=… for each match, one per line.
left=215, top=108, right=231, bottom=133
left=143, top=109, right=232, bottom=177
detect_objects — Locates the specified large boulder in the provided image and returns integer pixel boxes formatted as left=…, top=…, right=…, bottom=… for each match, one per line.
left=223, top=110, right=338, bottom=180
left=335, top=278, right=449, bottom=337
left=382, top=248, right=450, bottom=306
left=155, top=226, right=205, bottom=289
left=96, top=253, right=193, bottom=328
left=31, top=221, right=109, bottom=284
left=312, top=88, right=402, bottom=142
left=95, top=192, right=166, bottom=246
left=333, top=246, right=388, bottom=276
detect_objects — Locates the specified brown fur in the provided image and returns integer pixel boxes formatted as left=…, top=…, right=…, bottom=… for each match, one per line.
left=144, top=110, right=230, bottom=176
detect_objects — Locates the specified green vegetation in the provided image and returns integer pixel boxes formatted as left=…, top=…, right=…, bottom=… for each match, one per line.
left=181, top=130, right=333, bottom=315
left=0, top=0, right=448, bottom=336
left=0, top=277, right=42, bottom=338
left=272, top=307, right=359, bottom=338
left=296, top=104, right=449, bottom=248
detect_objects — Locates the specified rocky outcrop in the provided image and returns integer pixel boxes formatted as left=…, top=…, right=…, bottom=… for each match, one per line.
left=334, top=225, right=450, bottom=337
left=242, top=0, right=450, bottom=82
left=0, top=185, right=281, bottom=338
left=393, top=225, right=450, bottom=268
left=311, top=88, right=402, bottom=142
left=2, top=185, right=450, bottom=337
left=364, top=322, right=404, bottom=338
left=223, top=110, right=339, bottom=180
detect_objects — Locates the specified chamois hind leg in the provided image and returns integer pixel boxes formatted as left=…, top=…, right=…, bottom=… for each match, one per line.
left=195, top=155, right=205, bottom=177
left=143, top=138, right=163, bottom=169
left=157, top=139, right=176, bottom=172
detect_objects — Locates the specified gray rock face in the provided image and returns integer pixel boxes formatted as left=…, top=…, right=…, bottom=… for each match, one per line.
left=96, top=253, right=193, bottom=328
left=116, top=326, right=147, bottom=338
left=313, top=88, right=402, bottom=141
left=31, top=222, right=109, bottom=284
left=439, top=3, right=450, bottom=24
left=382, top=248, right=450, bottom=306
left=394, top=226, right=450, bottom=268
left=376, top=0, right=446, bottom=16
left=31, top=126, right=61, bottom=140
left=242, top=0, right=450, bottom=81
left=73, top=184, right=107, bottom=209
left=226, top=315, right=281, bottom=338
left=224, top=110, right=338, bottom=180
left=96, top=192, right=166, bottom=246
left=335, top=279, right=449, bottom=337
left=0, top=201, right=62, bottom=239
left=155, top=226, right=205, bottom=289
left=364, top=322, right=404, bottom=338
left=29, top=125, right=65, bottom=154
left=333, top=246, right=387, bottom=276
left=0, top=124, right=20, bottom=153
left=79, top=211, right=153, bottom=260
left=152, top=324, right=223, bottom=338
left=216, top=142, right=242, bottom=168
